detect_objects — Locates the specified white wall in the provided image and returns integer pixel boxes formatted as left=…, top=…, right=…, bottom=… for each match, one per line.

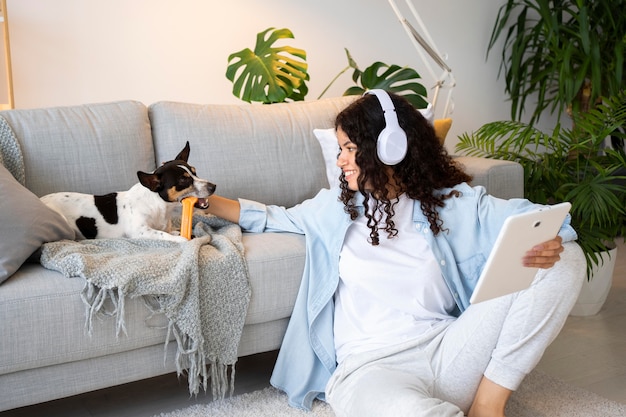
left=6, top=0, right=510, bottom=150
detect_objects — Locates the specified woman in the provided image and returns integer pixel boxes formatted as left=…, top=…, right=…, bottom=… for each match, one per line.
left=206, top=90, right=585, bottom=417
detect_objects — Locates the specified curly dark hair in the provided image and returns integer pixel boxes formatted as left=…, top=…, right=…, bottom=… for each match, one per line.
left=335, top=92, right=472, bottom=245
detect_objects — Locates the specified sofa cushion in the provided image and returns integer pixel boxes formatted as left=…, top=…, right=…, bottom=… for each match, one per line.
left=0, top=164, right=75, bottom=283
left=149, top=97, right=356, bottom=208
left=242, top=232, right=304, bottom=324
left=0, top=101, right=155, bottom=197
left=0, top=264, right=171, bottom=376
left=0, top=232, right=303, bottom=374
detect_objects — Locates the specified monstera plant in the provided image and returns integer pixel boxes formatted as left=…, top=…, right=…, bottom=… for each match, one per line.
left=319, top=48, right=429, bottom=109
left=226, top=27, right=309, bottom=104
left=226, top=29, right=428, bottom=109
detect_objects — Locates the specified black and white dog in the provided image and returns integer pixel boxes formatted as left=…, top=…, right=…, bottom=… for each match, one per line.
left=41, top=142, right=215, bottom=242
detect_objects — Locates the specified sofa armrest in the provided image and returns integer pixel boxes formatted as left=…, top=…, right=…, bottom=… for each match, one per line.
left=454, top=155, right=524, bottom=200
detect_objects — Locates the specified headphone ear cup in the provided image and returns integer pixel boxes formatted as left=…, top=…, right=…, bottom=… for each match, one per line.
left=377, top=126, right=408, bottom=165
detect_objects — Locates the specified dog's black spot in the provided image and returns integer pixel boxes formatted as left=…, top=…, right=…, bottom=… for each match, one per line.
left=94, top=193, right=119, bottom=225
left=76, top=217, right=98, bottom=239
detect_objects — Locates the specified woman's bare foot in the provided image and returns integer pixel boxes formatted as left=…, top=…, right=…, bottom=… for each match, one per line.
left=467, top=376, right=512, bottom=417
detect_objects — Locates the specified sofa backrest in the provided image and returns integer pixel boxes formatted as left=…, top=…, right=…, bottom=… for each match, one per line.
left=0, top=100, right=155, bottom=197
left=0, top=96, right=356, bottom=206
left=149, top=96, right=356, bottom=208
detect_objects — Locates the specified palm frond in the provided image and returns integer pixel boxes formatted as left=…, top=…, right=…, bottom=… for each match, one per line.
left=456, top=91, right=626, bottom=277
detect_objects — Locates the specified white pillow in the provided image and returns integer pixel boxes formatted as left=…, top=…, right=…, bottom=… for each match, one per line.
left=420, top=103, right=435, bottom=125
left=313, top=104, right=435, bottom=188
left=313, top=128, right=342, bottom=189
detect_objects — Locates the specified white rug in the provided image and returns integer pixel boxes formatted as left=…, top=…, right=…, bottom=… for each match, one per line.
left=156, top=370, right=626, bottom=417
left=156, top=386, right=333, bottom=417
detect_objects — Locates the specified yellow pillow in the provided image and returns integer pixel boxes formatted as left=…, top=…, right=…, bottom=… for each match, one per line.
left=434, top=118, right=452, bottom=145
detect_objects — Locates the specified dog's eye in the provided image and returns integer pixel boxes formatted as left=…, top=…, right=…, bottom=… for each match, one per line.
left=178, top=175, right=192, bottom=188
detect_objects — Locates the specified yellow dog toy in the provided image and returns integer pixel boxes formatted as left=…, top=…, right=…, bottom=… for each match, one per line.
left=180, top=197, right=198, bottom=240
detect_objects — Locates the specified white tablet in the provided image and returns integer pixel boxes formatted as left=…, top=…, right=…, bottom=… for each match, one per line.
left=469, top=202, right=572, bottom=304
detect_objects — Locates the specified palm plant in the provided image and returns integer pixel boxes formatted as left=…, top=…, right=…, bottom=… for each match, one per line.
left=457, top=94, right=626, bottom=277
left=489, top=0, right=626, bottom=124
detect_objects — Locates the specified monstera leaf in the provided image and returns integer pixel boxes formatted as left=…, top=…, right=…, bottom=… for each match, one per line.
left=319, top=49, right=429, bottom=109
left=226, top=28, right=308, bottom=103
left=344, top=61, right=429, bottom=109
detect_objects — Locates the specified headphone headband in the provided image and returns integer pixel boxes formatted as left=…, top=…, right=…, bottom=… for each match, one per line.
left=366, top=89, right=395, bottom=112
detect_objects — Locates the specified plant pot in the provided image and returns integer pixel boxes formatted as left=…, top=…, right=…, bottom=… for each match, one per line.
left=570, top=247, right=617, bottom=316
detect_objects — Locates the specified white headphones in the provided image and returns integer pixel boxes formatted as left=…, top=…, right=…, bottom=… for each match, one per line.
left=365, top=89, right=408, bottom=165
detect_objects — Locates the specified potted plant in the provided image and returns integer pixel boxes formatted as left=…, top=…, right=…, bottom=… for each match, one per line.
left=226, top=28, right=429, bottom=108
left=488, top=0, right=626, bottom=125
left=459, top=0, right=626, bottom=315
left=457, top=94, right=626, bottom=315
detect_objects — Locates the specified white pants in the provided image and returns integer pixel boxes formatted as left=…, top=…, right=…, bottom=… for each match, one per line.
left=326, top=242, right=586, bottom=417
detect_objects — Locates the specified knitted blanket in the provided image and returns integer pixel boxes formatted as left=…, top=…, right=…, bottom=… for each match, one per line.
left=40, top=213, right=250, bottom=400
left=0, top=116, right=25, bottom=185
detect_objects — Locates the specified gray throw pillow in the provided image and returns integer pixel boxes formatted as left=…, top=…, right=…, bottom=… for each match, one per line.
left=0, top=164, right=75, bottom=283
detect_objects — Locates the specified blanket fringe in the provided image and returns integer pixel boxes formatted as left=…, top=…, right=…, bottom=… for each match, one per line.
left=166, top=321, right=234, bottom=400
left=81, top=282, right=127, bottom=337
left=80, top=284, right=236, bottom=400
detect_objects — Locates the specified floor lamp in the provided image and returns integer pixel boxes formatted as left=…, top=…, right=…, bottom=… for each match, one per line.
left=387, top=0, right=455, bottom=118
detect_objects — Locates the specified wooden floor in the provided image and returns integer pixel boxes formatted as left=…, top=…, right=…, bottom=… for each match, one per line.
left=2, top=242, right=625, bottom=417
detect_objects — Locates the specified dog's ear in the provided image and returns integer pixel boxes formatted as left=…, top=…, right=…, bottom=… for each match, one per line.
left=175, top=141, right=190, bottom=162
left=137, top=171, right=161, bottom=191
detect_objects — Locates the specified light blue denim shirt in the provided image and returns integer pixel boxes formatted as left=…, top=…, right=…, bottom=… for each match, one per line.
left=237, top=183, right=577, bottom=411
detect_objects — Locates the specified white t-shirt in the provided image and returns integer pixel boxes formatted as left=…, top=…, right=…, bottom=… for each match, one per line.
left=334, top=194, right=456, bottom=363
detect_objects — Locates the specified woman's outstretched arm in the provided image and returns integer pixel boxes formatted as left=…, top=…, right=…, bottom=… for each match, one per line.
left=205, top=195, right=241, bottom=224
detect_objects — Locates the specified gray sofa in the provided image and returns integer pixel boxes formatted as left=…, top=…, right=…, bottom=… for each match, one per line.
left=0, top=96, right=523, bottom=412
